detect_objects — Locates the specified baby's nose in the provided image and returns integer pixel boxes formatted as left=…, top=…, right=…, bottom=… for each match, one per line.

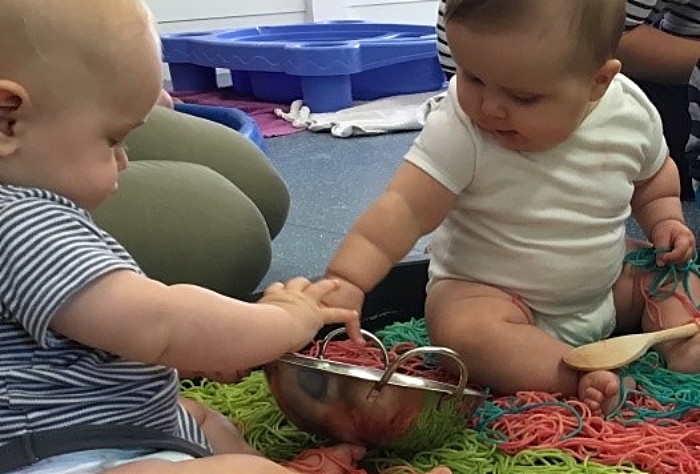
left=116, top=147, right=129, bottom=171
left=481, top=93, right=507, bottom=119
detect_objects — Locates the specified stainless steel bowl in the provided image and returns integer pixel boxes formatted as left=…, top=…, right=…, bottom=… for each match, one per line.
left=264, top=328, right=487, bottom=451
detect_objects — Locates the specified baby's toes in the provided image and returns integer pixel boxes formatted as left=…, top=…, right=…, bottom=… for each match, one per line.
left=581, top=389, right=603, bottom=413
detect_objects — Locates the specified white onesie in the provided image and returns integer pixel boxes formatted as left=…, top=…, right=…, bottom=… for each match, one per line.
left=406, top=74, right=668, bottom=346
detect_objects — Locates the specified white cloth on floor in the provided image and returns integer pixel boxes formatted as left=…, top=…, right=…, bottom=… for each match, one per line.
left=274, top=90, right=447, bottom=137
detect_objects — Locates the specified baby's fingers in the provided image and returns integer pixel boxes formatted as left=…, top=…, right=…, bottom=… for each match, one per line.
left=664, top=243, right=695, bottom=265
left=301, top=278, right=342, bottom=300
left=283, top=276, right=313, bottom=292
left=428, top=468, right=453, bottom=474
left=319, top=306, right=361, bottom=336
left=343, top=313, right=364, bottom=345
left=657, top=235, right=695, bottom=265
left=264, top=277, right=314, bottom=297
left=262, top=281, right=285, bottom=295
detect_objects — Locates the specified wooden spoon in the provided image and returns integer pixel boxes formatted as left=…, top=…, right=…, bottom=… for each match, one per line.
left=563, top=322, right=700, bottom=371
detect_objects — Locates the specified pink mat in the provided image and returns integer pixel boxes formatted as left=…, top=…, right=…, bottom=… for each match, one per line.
left=172, top=88, right=301, bottom=138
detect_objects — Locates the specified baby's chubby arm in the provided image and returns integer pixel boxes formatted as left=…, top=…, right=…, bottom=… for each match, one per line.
left=49, top=273, right=360, bottom=373
left=631, top=156, right=696, bottom=265
left=325, top=161, right=457, bottom=311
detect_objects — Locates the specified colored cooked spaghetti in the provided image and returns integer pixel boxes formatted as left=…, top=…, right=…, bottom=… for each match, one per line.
left=181, top=318, right=700, bottom=473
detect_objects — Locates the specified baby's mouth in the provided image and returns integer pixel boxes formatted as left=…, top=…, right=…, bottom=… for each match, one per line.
left=479, top=123, right=518, bottom=138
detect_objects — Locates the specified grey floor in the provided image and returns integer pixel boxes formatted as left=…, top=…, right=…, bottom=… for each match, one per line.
left=257, top=129, right=700, bottom=291
left=256, top=130, right=430, bottom=290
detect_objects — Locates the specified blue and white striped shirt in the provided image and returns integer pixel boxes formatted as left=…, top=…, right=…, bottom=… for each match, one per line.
left=688, top=64, right=700, bottom=180
left=0, top=186, right=208, bottom=450
left=626, top=0, right=700, bottom=37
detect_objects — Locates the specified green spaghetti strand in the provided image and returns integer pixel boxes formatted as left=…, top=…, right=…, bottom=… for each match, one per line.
left=376, top=318, right=431, bottom=348
left=181, top=372, right=321, bottom=459
left=179, top=318, right=698, bottom=473
left=366, top=430, right=506, bottom=473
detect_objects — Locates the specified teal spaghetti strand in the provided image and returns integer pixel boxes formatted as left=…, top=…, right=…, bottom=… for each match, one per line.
left=619, top=352, right=700, bottom=422
left=376, top=317, right=431, bottom=348
left=623, top=247, right=700, bottom=309
left=474, top=398, right=585, bottom=444
left=181, top=320, right=697, bottom=474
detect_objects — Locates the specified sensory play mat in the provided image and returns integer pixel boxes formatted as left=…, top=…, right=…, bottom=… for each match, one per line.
left=181, top=317, right=700, bottom=474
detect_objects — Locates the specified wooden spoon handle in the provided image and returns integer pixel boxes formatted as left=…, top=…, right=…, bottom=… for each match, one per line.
left=648, top=322, right=700, bottom=345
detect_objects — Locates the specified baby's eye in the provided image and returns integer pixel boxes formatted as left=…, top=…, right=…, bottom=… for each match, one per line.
left=511, top=94, right=542, bottom=106
left=465, top=74, right=483, bottom=85
left=459, top=69, right=483, bottom=85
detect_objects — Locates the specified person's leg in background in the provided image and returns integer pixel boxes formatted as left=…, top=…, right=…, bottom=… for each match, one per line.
left=93, top=106, right=290, bottom=298
left=687, top=60, right=700, bottom=195
left=124, top=106, right=290, bottom=238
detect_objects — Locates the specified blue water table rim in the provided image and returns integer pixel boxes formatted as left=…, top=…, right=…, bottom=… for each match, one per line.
left=161, top=21, right=438, bottom=76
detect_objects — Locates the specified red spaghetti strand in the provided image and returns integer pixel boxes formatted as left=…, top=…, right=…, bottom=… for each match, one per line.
left=297, top=339, right=700, bottom=473
left=281, top=447, right=368, bottom=474
left=479, top=391, right=700, bottom=473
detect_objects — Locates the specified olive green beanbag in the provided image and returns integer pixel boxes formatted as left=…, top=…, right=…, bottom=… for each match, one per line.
left=93, top=160, right=272, bottom=298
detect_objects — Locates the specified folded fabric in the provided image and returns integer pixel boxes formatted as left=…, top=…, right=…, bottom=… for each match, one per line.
left=274, top=90, right=447, bottom=137
left=172, top=88, right=303, bottom=138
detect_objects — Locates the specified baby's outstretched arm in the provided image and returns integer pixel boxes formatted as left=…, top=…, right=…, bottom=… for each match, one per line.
left=631, top=156, right=695, bottom=265
left=48, top=273, right=359, bottom=374
left=325, top=162, right=456, bottom=311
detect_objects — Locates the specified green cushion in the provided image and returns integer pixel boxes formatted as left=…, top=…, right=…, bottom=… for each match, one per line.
left=125, top=106, right=290, bottom=238
left=93, top=160, right=271, bottom=298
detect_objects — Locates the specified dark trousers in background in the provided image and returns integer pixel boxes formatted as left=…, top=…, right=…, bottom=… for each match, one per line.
left=632, top=78, right=693, bottom=200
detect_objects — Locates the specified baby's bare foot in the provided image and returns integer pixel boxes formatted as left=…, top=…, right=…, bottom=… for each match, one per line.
left=578, top=370, right=635, bottom=416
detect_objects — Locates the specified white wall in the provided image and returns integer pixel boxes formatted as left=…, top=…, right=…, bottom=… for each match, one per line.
left=148, top=0, right=438, bottom=82
left=146, top=0, right=306, bottom=34
left=145, top=0, right=438, bottom=34
left=346, top=0, right=437, bottom=25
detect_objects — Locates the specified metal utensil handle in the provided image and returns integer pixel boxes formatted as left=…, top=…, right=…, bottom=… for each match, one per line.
left=375, top=346, right=468, bottom=396
left=319, top=327, right=391, bottom=368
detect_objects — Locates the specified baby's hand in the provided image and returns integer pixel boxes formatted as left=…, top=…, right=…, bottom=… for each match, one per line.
left=322, top=276, right=366, bottom=316
left=260, top=277, right=362, bottom=343
left=651, top=219, right=696, bottom=266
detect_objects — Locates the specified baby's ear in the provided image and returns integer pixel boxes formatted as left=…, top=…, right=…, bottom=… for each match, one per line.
left=589, top=59, right=621, bottom=102
left=0, top=80, right=29, bottom=157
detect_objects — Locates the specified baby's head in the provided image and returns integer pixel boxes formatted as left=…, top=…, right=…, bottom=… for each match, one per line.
left=445, top=0, right=625, bottom=76
left=0, top=0, right=163, bottom=210
left=444, top=0, right=626, bottom=152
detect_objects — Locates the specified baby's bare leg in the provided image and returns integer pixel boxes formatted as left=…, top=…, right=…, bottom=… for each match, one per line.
left=179, top=397, right=256, bottom=455
left=615, top=239, right=700, bottom=373
left=102, top=454, right=295, bottom=474
left=425, top=279, right=580, bottom=396
left=426, top=280, right=628, bottom=415
left=643, top=277, right=700, bottom=372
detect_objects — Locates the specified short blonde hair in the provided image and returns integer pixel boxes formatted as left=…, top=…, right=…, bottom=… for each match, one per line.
left=444, top=0, right=625, bottom=74
left=0, top=0, right=159, bottom=87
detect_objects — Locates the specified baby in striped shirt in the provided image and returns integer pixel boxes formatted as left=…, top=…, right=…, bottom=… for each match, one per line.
left=0, top=1, right=431, bottom=474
